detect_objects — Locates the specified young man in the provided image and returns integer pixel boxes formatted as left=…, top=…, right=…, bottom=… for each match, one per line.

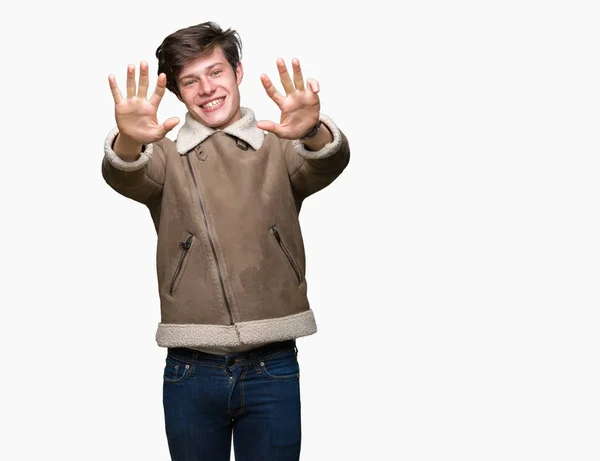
left=102, top=21, right=350, bottom=460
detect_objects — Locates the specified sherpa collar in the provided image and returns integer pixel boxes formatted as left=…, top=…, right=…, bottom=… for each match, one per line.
left=176, top=106, right=265, bottom=154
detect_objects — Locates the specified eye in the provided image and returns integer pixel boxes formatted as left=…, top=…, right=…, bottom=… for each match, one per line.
left=183, top=80, right=195, bottom=87
left=211, top=70, right=222, bottom=77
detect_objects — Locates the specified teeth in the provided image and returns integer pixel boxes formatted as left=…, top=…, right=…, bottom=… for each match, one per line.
left=202, top=98, right=223, bottom=109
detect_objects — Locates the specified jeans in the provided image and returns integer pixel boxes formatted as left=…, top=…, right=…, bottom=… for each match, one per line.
left=163, top=340, right=302, bottom=461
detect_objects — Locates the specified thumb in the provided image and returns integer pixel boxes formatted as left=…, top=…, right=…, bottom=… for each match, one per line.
left=307, top=78, right=320, bottom=94
left=160, top=117, right=180, bottom=134
left=256, top=120, right=279, bottom=135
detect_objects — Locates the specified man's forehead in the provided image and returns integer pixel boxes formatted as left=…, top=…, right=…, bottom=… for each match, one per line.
left=183, top=48, right=227, bottom=70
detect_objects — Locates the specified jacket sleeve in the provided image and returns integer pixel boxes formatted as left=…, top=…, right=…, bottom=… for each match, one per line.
left=101, top=127, right=168, bottom=206
left=284, top=114, right=350, bottom=202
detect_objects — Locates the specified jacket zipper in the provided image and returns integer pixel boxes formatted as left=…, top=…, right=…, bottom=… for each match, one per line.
left=271, top=225, right=303, bottom=283
left=185, top=154, right=234, bottom=325
left=169, top=235, right=193, bottom=296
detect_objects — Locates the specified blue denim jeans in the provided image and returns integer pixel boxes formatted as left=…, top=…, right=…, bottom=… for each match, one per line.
left=163, top=340, right=302, bottom=461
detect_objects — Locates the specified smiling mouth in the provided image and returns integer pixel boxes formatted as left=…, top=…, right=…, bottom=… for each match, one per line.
left=201, top=98, right=225, bottom=110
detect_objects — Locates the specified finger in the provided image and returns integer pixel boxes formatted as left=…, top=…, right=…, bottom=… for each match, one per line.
left=159, top=117, right=180, bottom=135
left=108, top=74, right=123, bottom=104
left=126, top=64, right=136, bottom=98
left=260, top=74, right=285, bottom=107
left=292, top=58, right=305, bottom=91
left=276, top=58, right=295, bottom=95
left=149, top=73, right=168, bottom=107
left=137, top=61, right=149, bottom=99
left=256, top=119, right=281, bottom=135
left=307, top=78, right=320, bottom=94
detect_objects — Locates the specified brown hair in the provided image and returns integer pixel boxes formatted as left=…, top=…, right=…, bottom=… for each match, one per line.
left=155, top=21, right=242, bottom=97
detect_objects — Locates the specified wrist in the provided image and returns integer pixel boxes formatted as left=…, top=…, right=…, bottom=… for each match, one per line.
left=300, top=119, right=322, bottom=140
left=302, top=123, right=332, bottom=151
left=113, top=133, right=144, bottom=162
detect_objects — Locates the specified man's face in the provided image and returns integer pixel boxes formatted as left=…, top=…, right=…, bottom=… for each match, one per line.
left=177, top=47, right=243, bottom=129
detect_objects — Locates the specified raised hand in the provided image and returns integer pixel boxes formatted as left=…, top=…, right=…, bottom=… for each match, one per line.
left=256, top=59, right=321, bottom=140
left=108, top=62, right=180, bottom=146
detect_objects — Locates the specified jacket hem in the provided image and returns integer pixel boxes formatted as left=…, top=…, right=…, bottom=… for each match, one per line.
left=155, top=309, right=318, bottom=348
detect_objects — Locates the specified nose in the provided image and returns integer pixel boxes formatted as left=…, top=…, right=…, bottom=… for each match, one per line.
left=198, top=78, right=216, bottom=96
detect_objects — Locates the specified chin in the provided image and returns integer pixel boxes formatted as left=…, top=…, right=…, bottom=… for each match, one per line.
left=208, top=117, right=231, bottom=129
left=199, top=108, right=228, bottom=126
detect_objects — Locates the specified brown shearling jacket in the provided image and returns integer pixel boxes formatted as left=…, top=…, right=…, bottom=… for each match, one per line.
left=102, top=108, right=350, bottom=349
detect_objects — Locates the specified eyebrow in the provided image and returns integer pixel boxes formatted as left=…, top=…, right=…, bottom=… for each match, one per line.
left=179, top=62, right=226, bottom=82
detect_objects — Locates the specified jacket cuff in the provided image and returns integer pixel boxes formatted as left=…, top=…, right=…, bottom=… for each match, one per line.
left=292, top=114, right=342, bottom=160
left=104, top=127, right=153, bottom=172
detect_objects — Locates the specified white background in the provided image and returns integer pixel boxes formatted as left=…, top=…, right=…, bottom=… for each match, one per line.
left=1, top=0, right=599, bottom=460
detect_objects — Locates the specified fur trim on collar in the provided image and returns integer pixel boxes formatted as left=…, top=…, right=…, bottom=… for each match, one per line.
left=176, top=107, right=265, bottom=154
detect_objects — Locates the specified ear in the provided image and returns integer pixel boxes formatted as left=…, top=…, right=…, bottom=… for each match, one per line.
left=236, top=62, right=244, bottom=86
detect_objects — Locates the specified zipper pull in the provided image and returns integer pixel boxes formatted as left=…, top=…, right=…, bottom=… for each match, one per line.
left=180, top=236, right=193, bottom=249
left=271, top=226, right=281, bottom=242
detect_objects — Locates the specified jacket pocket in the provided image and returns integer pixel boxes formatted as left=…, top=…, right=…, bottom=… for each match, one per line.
left=169, top=234, right=194, bottom=296
left=270, top=225, right=303, bottom=284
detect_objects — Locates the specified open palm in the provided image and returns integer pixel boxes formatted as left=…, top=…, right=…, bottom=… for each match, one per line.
left=256, top=58, right=321, bottom=139
left=108, top=61, right=179, bottom=145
